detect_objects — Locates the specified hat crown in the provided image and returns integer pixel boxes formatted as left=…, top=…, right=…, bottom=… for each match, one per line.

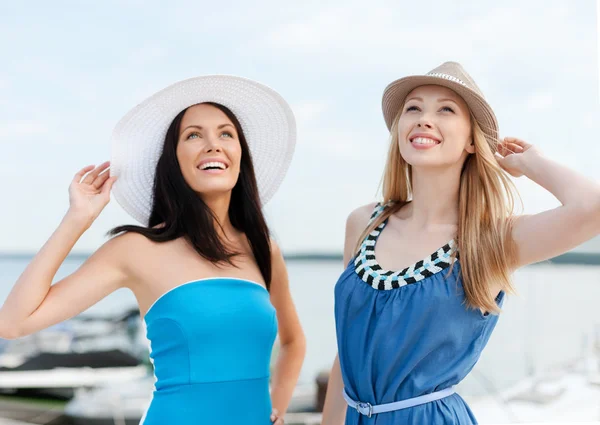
left=425, top=61, right=485, bottom=98
left=381, top=60, right=497, bottom=139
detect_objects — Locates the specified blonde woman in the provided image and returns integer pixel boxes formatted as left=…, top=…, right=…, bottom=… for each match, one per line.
left=321, top=62, right=600, bottom=424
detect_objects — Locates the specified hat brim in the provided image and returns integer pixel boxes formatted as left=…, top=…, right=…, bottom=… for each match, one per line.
left=382, top=75, right=498, bottom=141
left=110, top=75, right=296, bottom=225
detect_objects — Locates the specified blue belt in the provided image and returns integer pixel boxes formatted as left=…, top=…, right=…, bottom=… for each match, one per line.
left=343, top=386, right=456, bottom=418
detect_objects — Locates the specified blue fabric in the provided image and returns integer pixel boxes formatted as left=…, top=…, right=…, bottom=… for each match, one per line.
left=335, top=231, right=504, bottom=424
left=141, top=277, right=277, bottom=424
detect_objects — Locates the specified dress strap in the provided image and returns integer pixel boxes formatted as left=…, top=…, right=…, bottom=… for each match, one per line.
left=367, top=202, right=387, bottom=226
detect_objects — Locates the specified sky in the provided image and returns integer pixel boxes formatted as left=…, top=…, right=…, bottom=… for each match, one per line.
left=1, top=0, right=599, bottom=254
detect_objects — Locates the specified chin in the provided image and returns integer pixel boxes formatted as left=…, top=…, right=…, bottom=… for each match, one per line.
left=188, top=182, right=234, bottom=197
left=401, top=153, right=440, bottom=167
left=402, top=149, right=465, bottom=168
left=407, top=158, right=465, bottom=171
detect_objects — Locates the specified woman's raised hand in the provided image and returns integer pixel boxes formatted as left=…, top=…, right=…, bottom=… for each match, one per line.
left=67, top=162, right=116, bottom=227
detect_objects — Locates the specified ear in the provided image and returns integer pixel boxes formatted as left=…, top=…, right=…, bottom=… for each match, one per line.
left=465, top=140, right=476, bottom=154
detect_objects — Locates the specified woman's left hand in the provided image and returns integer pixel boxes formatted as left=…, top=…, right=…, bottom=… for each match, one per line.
left=271, top=408, right=284, bottom=424
left=496, top=137, right=541, bottom=177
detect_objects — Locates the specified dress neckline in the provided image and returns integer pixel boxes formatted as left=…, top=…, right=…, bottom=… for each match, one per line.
left=143, top=277, right=268, bottom=320
left=353, top=203, right=458, bottom=290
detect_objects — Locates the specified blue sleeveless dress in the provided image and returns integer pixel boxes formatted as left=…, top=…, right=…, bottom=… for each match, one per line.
left=335, top=204, right=504, bottom=424
left=140, top=277, right=277, bottom=425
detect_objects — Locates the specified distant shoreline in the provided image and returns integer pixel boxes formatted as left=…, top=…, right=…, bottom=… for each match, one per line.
left=1, top=252, right=600, bottom=265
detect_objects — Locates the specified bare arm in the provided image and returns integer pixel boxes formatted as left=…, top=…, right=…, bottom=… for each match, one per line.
left=321, top=204, right=375, bottom=424
left=0, top=163, right=122, bottom=339
left=268, top=240, right=306, bottom=424
left=497, top=138, right=600, bottom=268
left=321, top=354, right=347, bottom=425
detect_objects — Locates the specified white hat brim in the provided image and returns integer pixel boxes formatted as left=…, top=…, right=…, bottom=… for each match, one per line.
left=110, top=75, right=296, bottom=225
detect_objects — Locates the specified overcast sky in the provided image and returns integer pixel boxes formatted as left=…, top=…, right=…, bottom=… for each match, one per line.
left=1, top=0, right=599, bottom=254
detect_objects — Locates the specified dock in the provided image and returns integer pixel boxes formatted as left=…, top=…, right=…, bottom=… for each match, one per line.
left=0, top=398, right=65, bottom=425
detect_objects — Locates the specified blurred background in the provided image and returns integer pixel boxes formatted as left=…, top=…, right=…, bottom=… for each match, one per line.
left=0, top=0, right=599, bottom=424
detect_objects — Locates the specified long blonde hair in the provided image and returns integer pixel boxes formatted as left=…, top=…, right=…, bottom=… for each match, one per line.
left=356, top=107, right=519, bottom=314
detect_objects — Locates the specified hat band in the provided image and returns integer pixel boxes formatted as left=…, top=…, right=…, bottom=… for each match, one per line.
left=426, top=72, right=468, bottom=88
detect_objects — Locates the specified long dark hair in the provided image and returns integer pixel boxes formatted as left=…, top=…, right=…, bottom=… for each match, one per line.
left=110, top=103, right=272, bottom=289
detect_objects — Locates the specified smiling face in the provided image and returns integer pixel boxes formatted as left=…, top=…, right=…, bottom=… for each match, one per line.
left=396, top=85, right=474, bottom=169
left=176, top=103, right=243, bottom=199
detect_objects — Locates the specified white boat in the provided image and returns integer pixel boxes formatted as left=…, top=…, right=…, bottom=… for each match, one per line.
left=0, top=309, right=149, bottom=399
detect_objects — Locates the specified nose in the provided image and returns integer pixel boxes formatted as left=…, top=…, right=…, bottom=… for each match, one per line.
left=413, top=106, right=436, bottom=129
left=416, top=117, right=434, bottom=129
left=203, top=135, right=223, bottom=153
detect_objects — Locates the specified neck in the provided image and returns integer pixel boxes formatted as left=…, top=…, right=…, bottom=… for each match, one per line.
left=407, top=165, right=462, bottom=230
left=202, top=192, right=235, bottom=238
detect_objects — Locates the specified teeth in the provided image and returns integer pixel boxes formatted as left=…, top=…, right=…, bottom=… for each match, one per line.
left=199, top=161, right=226, bottom=170
left=411, top=137, right=438, bottom=145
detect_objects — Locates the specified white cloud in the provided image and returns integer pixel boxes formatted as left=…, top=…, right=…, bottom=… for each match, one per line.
left=292, top=101, right=329, bottom=124
left=526, top=93, right=554, bottom=111
left=583, top=111, right=599, bottom=130
left=298, top=128, right=381, bottom=160
left=0, top=0, right=598, bottom=254
left=596, top=0, right=600, bottom=104
left=0, top=120, right=50, bottom=138
left=251, top=0, right=590, bottom=78
left=292, top=100, right=389, bottom=160
left=127, top=45, right=168, bottom=67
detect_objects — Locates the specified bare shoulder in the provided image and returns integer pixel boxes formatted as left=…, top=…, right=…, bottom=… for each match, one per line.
left=343, top=202, right=378, bottom=264
left=268, top=237, right=289, bottom=294
left=98, top=231, right=149, bottom=259
left=346, top=202, right=378, bottom=239
left=269, top=237, right=284, bottom=264
left=95, top=230, right=158, bottom=284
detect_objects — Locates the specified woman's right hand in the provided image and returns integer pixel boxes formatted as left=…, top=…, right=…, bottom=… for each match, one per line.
left=67, top=162, right=116, bottom=227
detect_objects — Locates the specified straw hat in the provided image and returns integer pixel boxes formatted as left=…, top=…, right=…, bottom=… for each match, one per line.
left=110, top=75, right=296, bottom=225
left=382, top=61, right=498, bottom=141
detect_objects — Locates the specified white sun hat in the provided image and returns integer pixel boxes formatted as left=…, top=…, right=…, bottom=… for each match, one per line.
left=110, top=75, right=297, bottom=225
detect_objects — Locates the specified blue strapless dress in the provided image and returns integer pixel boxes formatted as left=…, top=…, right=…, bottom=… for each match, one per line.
left=140, top=277, right=277, bottom=425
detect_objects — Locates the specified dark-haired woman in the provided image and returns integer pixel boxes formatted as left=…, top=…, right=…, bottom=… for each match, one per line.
left=0, top=76, right=306, bottom=425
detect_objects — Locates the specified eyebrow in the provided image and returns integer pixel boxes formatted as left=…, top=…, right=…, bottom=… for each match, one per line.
left=406, top=96, right=460, bottom=105
left=181, top=123, right=235, bottom=132
left=439, top=98, right=460, bottom=105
